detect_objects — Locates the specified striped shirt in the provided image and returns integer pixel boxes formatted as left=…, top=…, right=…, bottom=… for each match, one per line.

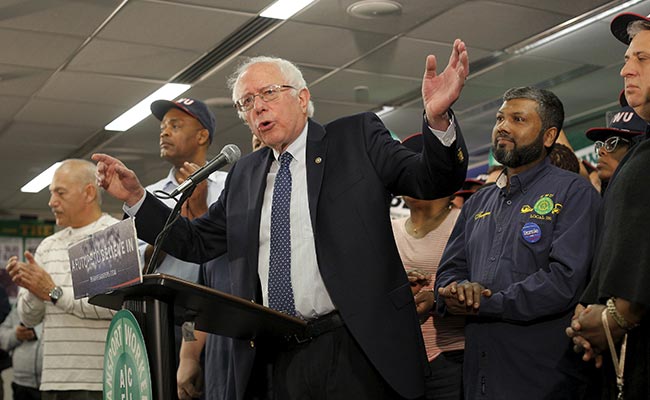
left=17, top=213, right=118, bottom=391
left=392, top=209, right=465, bottom=361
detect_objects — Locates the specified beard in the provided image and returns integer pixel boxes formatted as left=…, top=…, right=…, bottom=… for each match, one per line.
left=493, top=130, right=545, bottom=168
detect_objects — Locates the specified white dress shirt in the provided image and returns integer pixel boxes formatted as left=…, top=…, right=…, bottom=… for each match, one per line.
left=127, top=116, right=457, bottom=319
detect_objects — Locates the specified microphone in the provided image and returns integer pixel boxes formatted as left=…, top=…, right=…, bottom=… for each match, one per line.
left=170, top=144, right=241, bottom=197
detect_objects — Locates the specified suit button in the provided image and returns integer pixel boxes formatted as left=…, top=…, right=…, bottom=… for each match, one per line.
left=250, top=340, right=255, bottom=348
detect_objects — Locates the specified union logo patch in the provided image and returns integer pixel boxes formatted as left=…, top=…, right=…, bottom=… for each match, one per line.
left=533, top=197, right=554, bottom=215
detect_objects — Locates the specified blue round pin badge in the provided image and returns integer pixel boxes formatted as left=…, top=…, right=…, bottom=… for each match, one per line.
left=521, top=222, right=542, bottom=243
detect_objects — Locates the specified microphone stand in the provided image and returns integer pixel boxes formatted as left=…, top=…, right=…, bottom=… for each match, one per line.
left=143, top=185, right=196, bottom=275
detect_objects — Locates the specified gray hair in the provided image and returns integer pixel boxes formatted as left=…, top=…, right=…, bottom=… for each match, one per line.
left=503, top=86, right=564, bottom=135
left=58, top=159, right=103, bottom=206
left=227, top=56, right=315, bottom=120
left=627, top=20, right=650, bottom=41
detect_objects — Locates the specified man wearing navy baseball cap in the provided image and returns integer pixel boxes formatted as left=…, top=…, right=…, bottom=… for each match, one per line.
left=568, top=11, right=650, bottom=400
left=144, top=97, right=233, bottom=399
left=141, top=97, right=226, bottom=278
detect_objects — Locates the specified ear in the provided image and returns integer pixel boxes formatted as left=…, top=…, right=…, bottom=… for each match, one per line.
left=196, top=128, right=210, bottom=146
left=543, top=127, right=558, bottom=148
left=84, top=183, right=97, bottom=204
left=297, top=87, right=311, bottom=115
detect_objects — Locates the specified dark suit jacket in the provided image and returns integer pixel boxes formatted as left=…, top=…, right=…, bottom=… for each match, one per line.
left=136, top=112, right=468, bottom=399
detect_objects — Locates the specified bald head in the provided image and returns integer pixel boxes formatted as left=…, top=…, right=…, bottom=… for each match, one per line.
left=49, top=159, right=103, bottom=228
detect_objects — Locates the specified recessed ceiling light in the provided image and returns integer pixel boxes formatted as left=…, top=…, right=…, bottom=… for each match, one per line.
left=261, top=0, right=315, bottom=20
left=347, top=1, right=402, bottom=19
left=104, top=83, right=190, bottom=132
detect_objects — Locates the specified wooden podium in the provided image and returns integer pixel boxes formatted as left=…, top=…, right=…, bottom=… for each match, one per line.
left=90, top=273, right=306, bottom=400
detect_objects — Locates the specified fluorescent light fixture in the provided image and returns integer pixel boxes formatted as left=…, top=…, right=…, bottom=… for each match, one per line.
left=105, top=83, right=191, bottom=132
left=261, top=0, right=315, bottom=20
left=21, top=162, right=62, bottom=193
left=510, top=0, right=643, bottom=54
left=375, top=106, right=395, bottom=118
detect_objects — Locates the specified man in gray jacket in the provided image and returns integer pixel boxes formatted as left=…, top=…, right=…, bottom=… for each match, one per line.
left=0, top=305, right=43, bottom=399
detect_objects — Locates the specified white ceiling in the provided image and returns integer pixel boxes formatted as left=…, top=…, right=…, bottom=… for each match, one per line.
left=0, top=0, right=645, bottom=219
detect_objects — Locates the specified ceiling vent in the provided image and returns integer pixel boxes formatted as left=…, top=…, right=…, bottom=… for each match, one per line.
left=347, top=1, right=402, bottom=19
left=172, top=16, right=279, bottom=84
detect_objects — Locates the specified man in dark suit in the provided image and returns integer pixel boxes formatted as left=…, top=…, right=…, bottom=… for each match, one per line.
left=93, top=39, right=469, bottom=400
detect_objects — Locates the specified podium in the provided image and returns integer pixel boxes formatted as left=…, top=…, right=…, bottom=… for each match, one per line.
left=90, top=273, right=306, bottom=400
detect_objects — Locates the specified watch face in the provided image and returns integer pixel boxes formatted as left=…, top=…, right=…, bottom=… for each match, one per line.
left=50, top=286, right=63, bottom=301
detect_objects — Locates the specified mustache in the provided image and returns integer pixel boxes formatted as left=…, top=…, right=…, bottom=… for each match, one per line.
left=494, top=132, right=514, bottom=144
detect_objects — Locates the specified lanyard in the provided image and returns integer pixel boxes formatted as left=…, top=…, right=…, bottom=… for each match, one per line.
left=601, top=308, right=628, bottom=400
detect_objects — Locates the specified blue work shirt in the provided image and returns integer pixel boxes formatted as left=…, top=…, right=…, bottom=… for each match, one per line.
left=435, top=158, right=600, bottom=399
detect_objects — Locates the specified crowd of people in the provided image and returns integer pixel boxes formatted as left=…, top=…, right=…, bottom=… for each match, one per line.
left=0, top=7, right=647, bottom=400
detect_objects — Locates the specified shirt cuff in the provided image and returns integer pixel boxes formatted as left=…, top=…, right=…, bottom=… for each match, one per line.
left=477, top=292, right=503, bottom=317
left=123, top=192, right=147, bottom=216
left=426, top=114, right=457, bottom=147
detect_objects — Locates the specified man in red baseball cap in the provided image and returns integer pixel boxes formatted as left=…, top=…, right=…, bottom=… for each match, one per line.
left=568, top=11, right=650, bottom=400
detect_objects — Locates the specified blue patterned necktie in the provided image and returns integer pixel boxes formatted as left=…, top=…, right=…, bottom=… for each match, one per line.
left=268, top=152, right=296, bottom=316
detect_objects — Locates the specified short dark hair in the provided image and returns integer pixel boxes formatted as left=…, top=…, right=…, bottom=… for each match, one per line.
left=503, top=86, right=565, bottom=134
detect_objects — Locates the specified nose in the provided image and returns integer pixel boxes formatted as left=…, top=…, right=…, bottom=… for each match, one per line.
left=48, top=194, right=58, bottom=208
left=621, top=59, right=635, bottom=78
left=597, top=145, right=608, bottom=157
left=493, top=120, right=508, bottom=137
left=252, top=95, right=267, bottom=113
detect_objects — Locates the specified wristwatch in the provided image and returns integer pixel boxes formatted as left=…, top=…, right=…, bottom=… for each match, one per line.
left=49, top=286, right=63, bottom=305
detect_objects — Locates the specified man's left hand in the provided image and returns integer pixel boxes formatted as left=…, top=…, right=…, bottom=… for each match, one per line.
left=422, top=39, right=469, bottom=130
left=566, top=304, right=603, bottom=368
left=6, top=252, right=55, bottom=301
left=179, top=162, right=208, bottom=219
left=438, top=281, right=491, bottom=315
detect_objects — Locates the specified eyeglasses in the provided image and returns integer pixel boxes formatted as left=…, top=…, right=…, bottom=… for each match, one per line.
left=594, top=136, right=631, bottom=154
left=234, top=84, right=296, bottom=112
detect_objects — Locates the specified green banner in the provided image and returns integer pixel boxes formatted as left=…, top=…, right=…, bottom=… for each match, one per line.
left=0, top=220, right=55, bottom=238
left=104, top=310, right=152, bottom=400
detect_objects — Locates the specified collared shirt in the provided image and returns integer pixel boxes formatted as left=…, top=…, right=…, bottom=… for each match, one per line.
left=127, top=117, right=457, bottom=318
left=258, top=122, right=335, bottom=319
left=17, top=214, right=118, bottom=391
left=140, top=167, right=227, bottom=282
left=435, top=158, right=601, bottom=398
left=257, top=117, right=457, bottom=320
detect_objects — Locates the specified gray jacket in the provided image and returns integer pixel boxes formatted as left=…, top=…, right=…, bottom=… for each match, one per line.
left=0, top=306, right=42, bottom=389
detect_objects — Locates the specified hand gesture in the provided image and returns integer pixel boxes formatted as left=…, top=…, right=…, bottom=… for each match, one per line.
left=565, top=304, right=614, bottom=368
left=422, top=39, right=469, bottom=130
left=406, top=269, right=431, bottom=295
left=16, top=325, right=36, bottom=342
left=178, top=162, right=208, bottom=219
left=438, top=281, right=491, bottom=315
left=91, top=153, right=145, bottom=206
left=6, top=252, right=55, bottom=301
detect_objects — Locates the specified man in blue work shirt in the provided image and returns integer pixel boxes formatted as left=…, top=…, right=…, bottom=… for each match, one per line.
left=435, top=87, right=601, bottom=399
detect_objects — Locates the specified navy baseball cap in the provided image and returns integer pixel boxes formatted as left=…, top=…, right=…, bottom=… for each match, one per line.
left=611, top=12, right=650, bottom=44
left=151, top=98, right=216, bottom=143
left=585, top=106, right=646, bottom=142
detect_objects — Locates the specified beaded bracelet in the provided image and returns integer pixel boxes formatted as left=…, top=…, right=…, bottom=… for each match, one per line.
left=606, top=297, right=638, bottom=331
